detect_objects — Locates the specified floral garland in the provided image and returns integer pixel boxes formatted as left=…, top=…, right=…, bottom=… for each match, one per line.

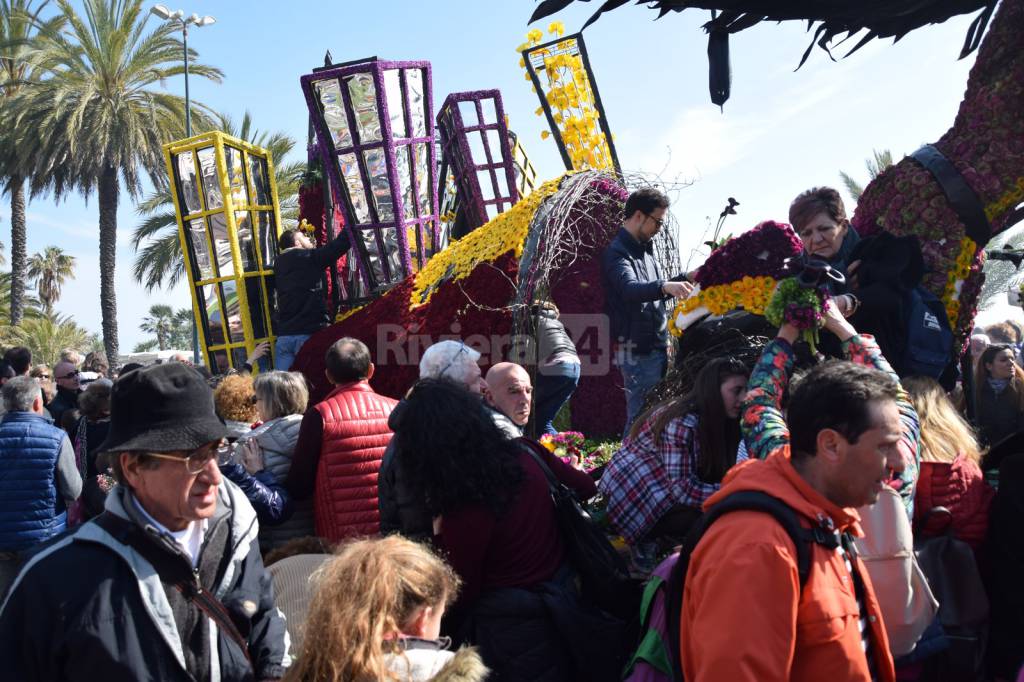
left=669, top=221, right=802, bottom=335
left=942, top=236, right=978, bottom=327
left=410, top=174, right=566, bottom=308
left=518, top=23, right=615, bottom=172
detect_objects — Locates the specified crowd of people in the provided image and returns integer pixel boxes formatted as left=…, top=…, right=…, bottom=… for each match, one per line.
left=0, top=186, right=1022, bottom=681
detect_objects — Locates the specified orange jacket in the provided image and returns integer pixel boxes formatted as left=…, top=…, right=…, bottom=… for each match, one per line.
left=679, top=452, right=896, bottom=682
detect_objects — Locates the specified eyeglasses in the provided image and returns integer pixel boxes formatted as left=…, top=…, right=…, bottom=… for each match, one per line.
left=143, top=441, right=231, bottom=475
left=56, top=370, right=80, bottom=380
left=438, top=344, right=469, bottom=379
left=644, top=213, right=665, bottom=228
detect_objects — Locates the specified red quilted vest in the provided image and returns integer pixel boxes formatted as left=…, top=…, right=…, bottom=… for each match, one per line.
left=312, top=381, right=397, bottom=541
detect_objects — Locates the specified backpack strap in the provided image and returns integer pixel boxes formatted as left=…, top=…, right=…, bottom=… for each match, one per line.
left=666, top=490, right=840, bottom=681
left=92, top=512, right=253, bottom=663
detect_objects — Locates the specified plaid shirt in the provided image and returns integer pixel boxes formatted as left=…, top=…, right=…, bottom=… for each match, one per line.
left=600, top=412, right=745, bottom=544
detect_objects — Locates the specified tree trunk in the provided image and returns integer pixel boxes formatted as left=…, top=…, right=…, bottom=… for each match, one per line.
left=9, top=176, right=27, bottom=325
left=98, top=165, right=120, bottom=366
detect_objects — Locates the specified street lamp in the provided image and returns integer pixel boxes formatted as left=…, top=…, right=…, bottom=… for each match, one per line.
left=150, top=5, right=216, bottom=136
left=151, top=4, right=215, bottom=363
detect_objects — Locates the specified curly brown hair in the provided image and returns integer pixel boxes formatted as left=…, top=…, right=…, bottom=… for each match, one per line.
left=213, top=374, right=257, bottom=423
left=283, top=536, right=460, bottom=682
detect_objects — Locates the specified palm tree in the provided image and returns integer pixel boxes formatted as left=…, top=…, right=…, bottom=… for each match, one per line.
left=7, top=0, right=222, bottom=365
left=0, top=237, right=5, bottom=265
left=0, top=270, right=41, bottom=321
left=139, top=303, right=174, bottom=350
left=131, top=110, right=303, bottom=291
left=26, top=244, right=74, bottom=313
left=0, top=312, right=93, bottom=366
left=839, top=149, right=894, bottom=203
left=1, top=0, right=60, bottom=325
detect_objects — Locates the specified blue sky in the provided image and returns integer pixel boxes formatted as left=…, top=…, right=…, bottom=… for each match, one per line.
left=2, top=0, right=1001, bottom=350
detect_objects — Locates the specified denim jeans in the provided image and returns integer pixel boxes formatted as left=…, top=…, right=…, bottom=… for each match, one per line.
left=616, top=347, right=667, bottom=433
left=534, top=362, right=582, bottom=436
left=275, top=334, right=311, bottom=371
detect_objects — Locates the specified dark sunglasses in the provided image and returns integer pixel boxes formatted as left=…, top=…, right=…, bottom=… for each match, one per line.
left=57, top=370, right=80, bottom=379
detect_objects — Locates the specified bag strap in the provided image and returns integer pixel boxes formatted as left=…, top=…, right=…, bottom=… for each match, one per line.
left=519, top=438, right=570, bottom=498
left=92, top=512, right=253, bottom=663
left=666, top=490, right=841, bottom=681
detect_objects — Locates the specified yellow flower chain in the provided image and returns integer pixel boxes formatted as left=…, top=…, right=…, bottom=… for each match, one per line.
left=984, top=177, right=1024, bottom=221
left=335, top=305, right=365, bottom=324
left=942, top=236, right=977, bottom=327
left=669, top=276, right=778, bottom=336
left=517, top=26, right=614, bottom=172
left=410, top=174, right=568, bottom=309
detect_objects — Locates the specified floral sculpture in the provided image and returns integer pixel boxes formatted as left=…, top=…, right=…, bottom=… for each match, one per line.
left=519, top=23, right=619, bottom=172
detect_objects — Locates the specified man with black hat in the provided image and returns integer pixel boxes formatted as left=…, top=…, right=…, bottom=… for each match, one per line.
left=0, top=363, right=291, bottom=681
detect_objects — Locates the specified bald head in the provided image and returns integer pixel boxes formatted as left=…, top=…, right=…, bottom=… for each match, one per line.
left=485, top=362, right=533, bottom=426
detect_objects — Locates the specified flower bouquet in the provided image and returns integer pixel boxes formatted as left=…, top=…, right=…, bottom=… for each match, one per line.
left=763, top=255, right=839, bottom=354
left=539, top=430, right=607, bottom=472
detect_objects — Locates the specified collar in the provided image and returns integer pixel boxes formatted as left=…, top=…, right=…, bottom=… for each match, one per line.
left=326, top=380, right=373, bottom=399
left=393, top=636, right=452, bottom=652
left=616, top=227, right=653, bottom=256
left=777, top=453, right=862, bottom=535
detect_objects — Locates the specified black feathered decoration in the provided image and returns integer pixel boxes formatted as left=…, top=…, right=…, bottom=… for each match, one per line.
left=707, top=11, right=731, bottom=108
left=528, top=0, right=999, bottom=103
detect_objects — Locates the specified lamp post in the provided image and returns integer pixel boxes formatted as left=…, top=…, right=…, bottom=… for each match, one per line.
left=150, top=4, right=215, bottom=363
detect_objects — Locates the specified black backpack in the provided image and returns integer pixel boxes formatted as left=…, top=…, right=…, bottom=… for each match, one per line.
left=899, top=287, right=954, bottom=380
left=634, top=490, right=856, bottom=681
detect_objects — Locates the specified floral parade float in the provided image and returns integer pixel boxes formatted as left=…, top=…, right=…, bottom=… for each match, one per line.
left=158, top=0, right=1023, bottom=439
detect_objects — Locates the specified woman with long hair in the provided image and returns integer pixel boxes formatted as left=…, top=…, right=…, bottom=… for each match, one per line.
left=974, top=343, right=1024, bottom=445
left=904, top=376, right=994, bottom=551
left=395, top=378, right=596, bottom=681
left=600, top=356, right=750, bottom=550
left=283, top=535, right=488, bottom=682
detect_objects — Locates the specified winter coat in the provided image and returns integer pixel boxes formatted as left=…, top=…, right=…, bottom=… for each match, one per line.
left=237, top=414, right=312, bottom=549
left=536, top=308, right=578, bottom=366
left=383, top=641, right=489, bottom=682
left=601, top=227, right=670, bottom=354
left=914, top=456, right=994, bottom=551
left=46, top=386, right=80, bottom=430
left=976, top=381, right=1024, bottom=446
left=0, top=480, right=291, bottom=681
left=275, top=233, right=350, bottom=336
left=0, top=412, right=74, bottom=551
left=680, top=453, right=895, bottom=682
left=314, top=381, right=397, bottom=541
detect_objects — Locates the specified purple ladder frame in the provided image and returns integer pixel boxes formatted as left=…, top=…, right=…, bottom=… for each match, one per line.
left=436, top=90, right=520, bottom=232
left=301, top=58, right=439, bottom=297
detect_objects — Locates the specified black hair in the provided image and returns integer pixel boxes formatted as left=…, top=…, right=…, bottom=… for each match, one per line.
left=0, top=361, right=15, bottom=381
left=120, top=362, right=144, bottom=375
left=325, top=337, right=371, bottom=383
left=787, top=360, right=899, bottom=459
left=623, top=187, right=669, bottom=221
left=278, top=229, right=300, bottom=250
left=631, top=356, right=749, bottom=483
left=2, top=347, right=31, bottom=375
left=396, top=379, right=524, bottom=516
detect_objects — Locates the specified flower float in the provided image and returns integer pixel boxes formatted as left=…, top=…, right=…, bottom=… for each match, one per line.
left=851, top=0, right=1024, bottom=351
left=670, top=221, right=803, bottom=335
left=518, top=25, right=617, bottom=172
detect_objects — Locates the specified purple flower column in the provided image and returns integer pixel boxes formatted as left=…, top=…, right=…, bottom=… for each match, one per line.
left=436, top=90, right=520, bottom=235
left=301, top=58, right=439, bottom=301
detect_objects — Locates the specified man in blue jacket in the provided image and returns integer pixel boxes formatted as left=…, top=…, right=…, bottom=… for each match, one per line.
left=0, top=363, right=291, bottom=681
left=0, top=376, right=81, bottom=597
left=273, top=227, right=351, bottom=370
left=601, top=188, right=693, bottom=431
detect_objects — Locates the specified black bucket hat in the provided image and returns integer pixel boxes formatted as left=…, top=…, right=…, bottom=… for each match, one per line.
left=98, top=362, right=228, bottom=454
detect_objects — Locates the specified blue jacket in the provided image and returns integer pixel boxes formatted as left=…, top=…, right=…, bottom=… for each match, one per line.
left=0, top=412, right=69, bottom=551
left=601, top=228, right=671, bottom=354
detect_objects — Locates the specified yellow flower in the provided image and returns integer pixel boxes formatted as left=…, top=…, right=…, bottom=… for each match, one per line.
left=541, top=130, right=550, bottom=140
left=527, top=28, right=543, bottom=45
left=548, top=20, right=565, bottom=37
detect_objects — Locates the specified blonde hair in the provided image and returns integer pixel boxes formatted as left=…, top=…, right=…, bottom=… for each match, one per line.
left=903, top=376, right=984, bottom=465
left=213, top=374, right=257, bottom=423
left=284, top=536, right=461, bottom=682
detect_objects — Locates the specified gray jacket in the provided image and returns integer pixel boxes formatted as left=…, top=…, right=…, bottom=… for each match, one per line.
left=236, top=414, right=312, bottom=549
